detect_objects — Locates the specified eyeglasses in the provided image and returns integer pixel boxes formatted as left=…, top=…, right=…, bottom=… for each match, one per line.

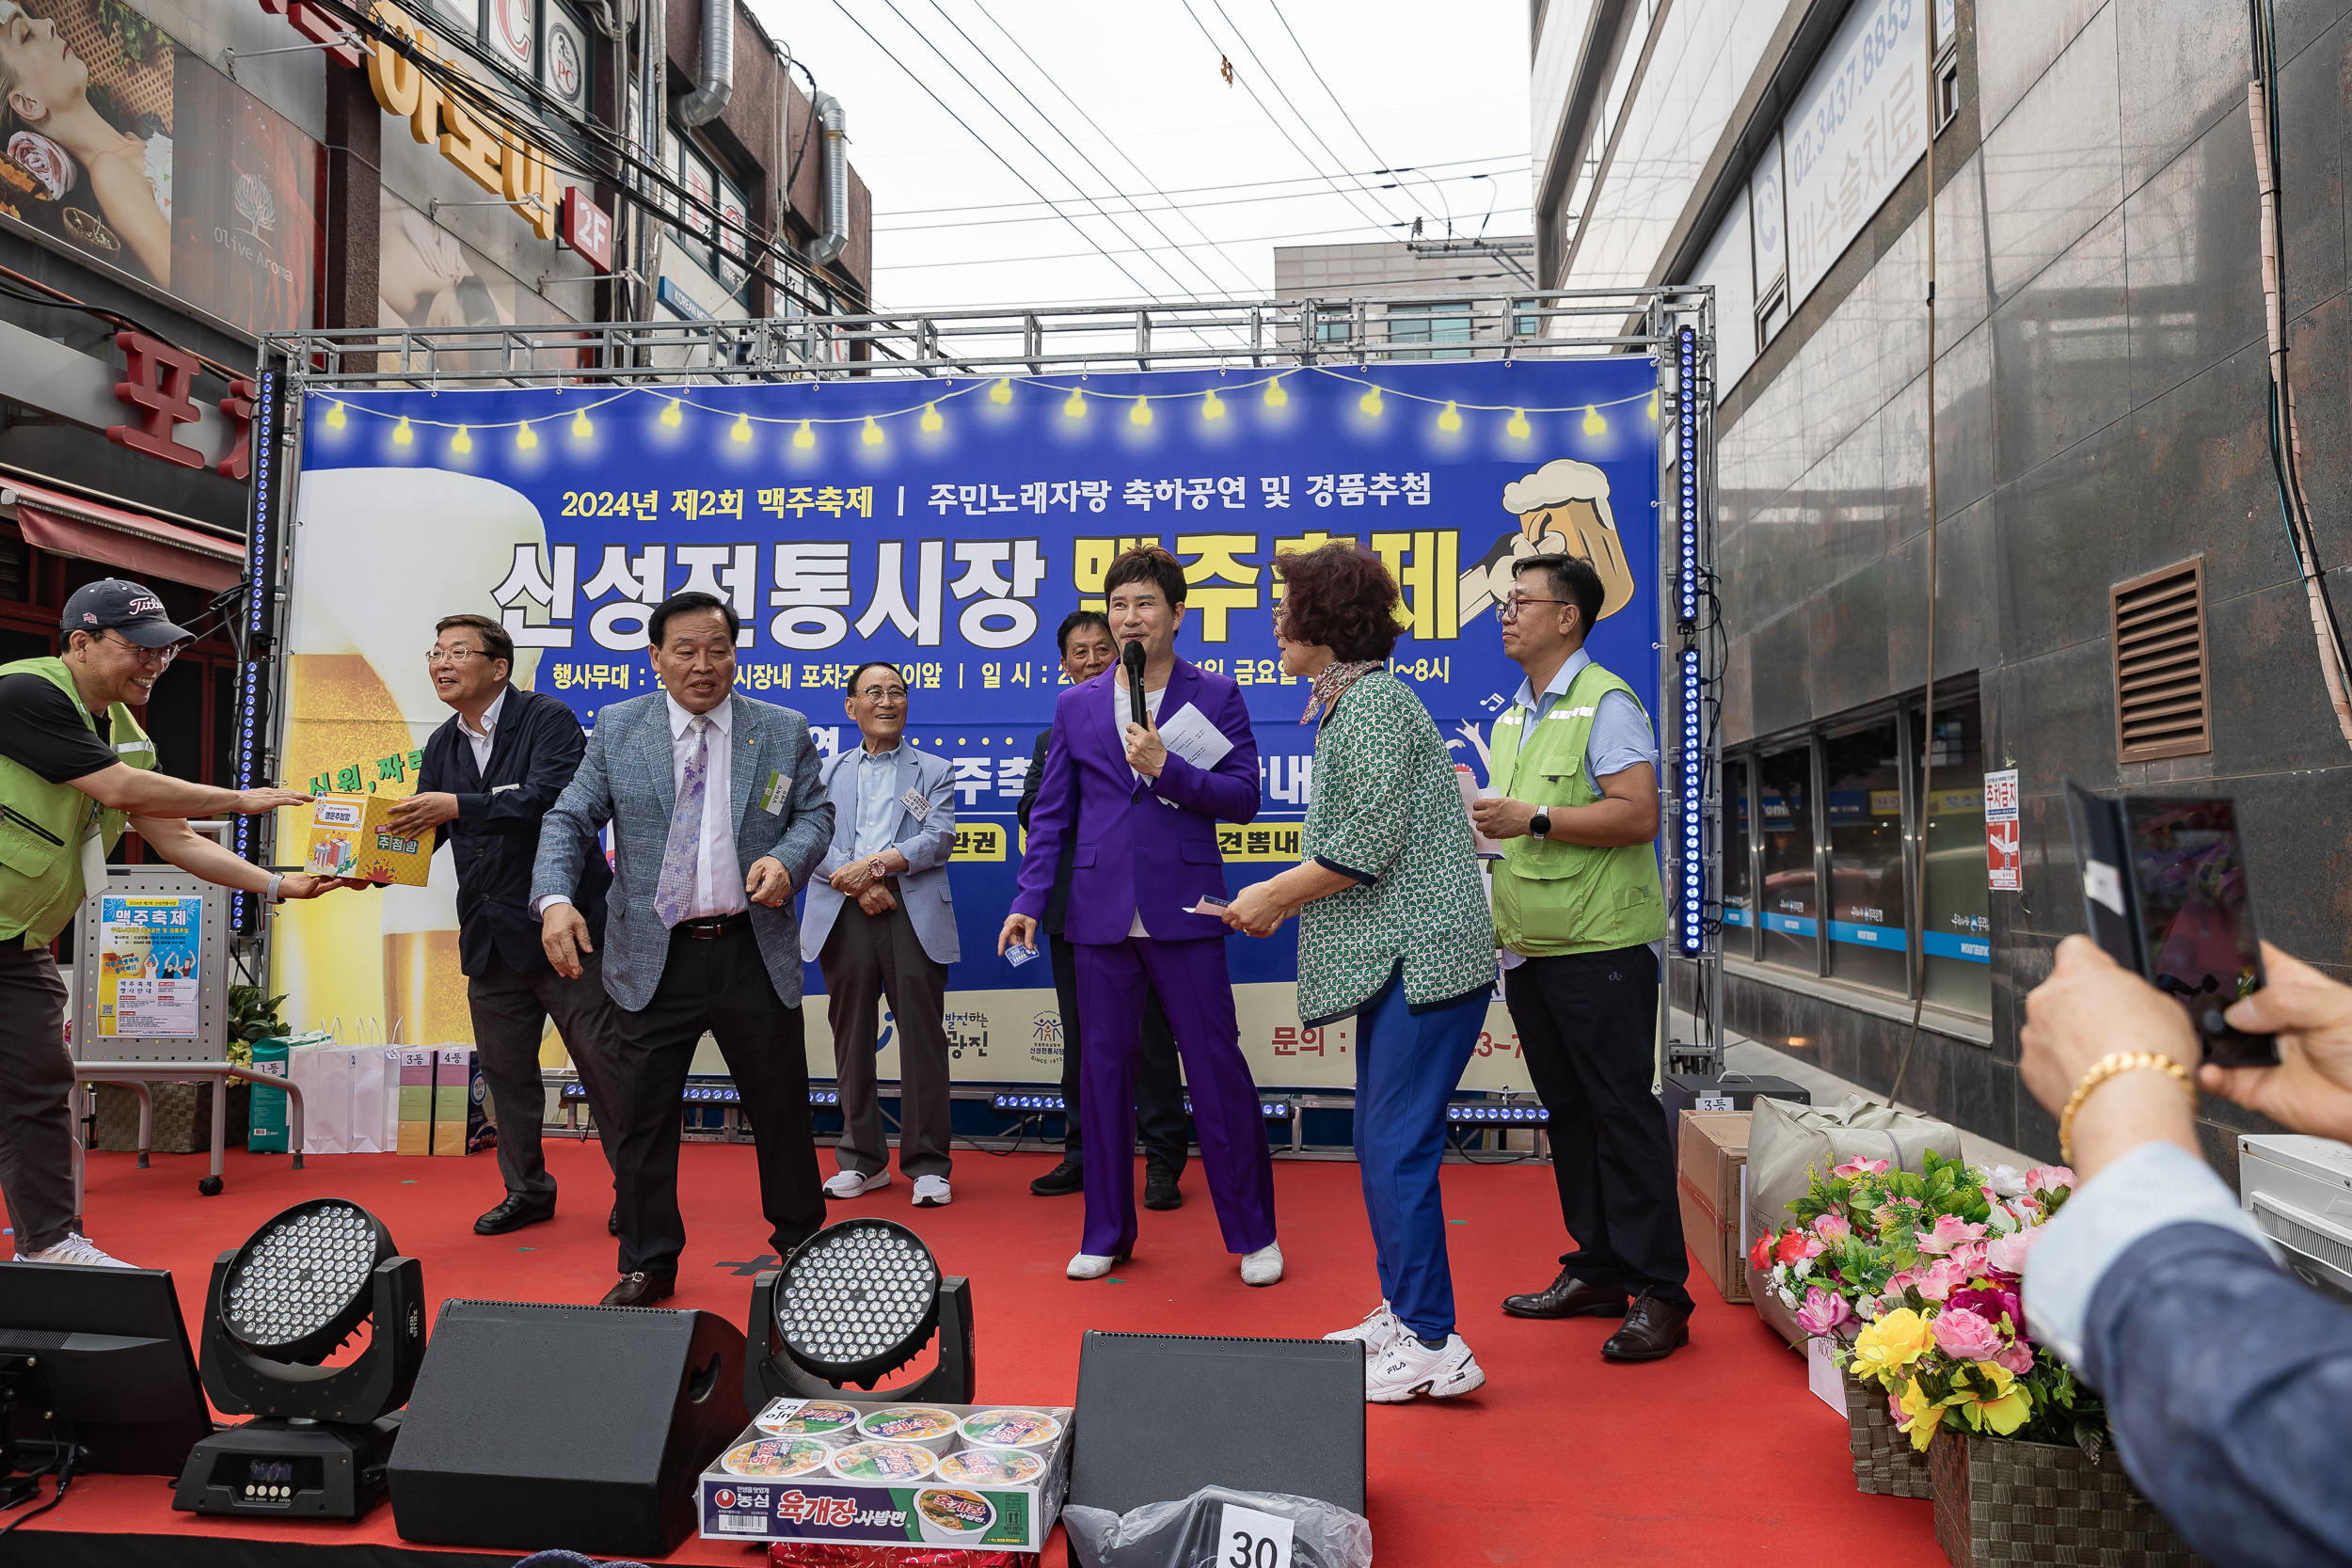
left=855, top=685, right=908, bottom=703
left=103, top=632, right=180, bottom=665
left=1494, top=596, right=1568, bottom=623
left=424, top=647, right=486, bottom=665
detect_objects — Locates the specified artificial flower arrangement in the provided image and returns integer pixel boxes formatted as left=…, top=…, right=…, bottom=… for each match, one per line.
left=1748, top=1154, right=2103, bottom=1453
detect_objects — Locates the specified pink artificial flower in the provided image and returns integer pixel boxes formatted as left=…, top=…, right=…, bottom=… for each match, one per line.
left=1931, top=1307, right=2005, bottom=1362
left=1813, top=1212, right=1854, bottom=1244
left=1949, top=1284, right=2024, bottom=1332
left=1945, top=1241, right=1990, bottom=1277
left=1834, top=1157, right=1892, bottom=1180
left=1797, top=1286, right=1854, bottom=1338
left=1917, top=1214, right=1991, bottom=1255
left=1985, top=1227, right=2045, bottom=1275
left=2025, top=1165, right=2076, bottom=1195
left=1888, top=1390, right=1912, bottom=1430
left=1994, top=1339, right=2035, bottom=1376
left=1914, top=1258, right=1968, bottom=1303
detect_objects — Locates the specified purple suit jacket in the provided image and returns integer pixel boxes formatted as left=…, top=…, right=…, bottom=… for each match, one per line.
left=1012, top=657, right=1261, bottom=944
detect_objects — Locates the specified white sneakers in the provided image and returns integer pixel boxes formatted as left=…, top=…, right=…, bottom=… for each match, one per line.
left=1324, top=1301, right=1402, bottom=1353
left=1067, top=1250, right=1127, bottom=1279
left=16, top=1231, right=133, bottom=1267
left=1363, top=1331, right=1486, bottom=1403
left=823, top=1168, right=891, bottom=1198
left=1239, top=1241, right=1284, bottom=1286
left=912, top=1175, right=952, bottom=1208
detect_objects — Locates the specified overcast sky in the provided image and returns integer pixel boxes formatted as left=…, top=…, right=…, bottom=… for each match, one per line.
left=746, top=0, right=1531, bottom=313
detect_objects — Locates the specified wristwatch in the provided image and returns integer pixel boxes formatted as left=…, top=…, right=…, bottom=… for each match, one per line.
left=1528, top=810, right=1552, bottom=841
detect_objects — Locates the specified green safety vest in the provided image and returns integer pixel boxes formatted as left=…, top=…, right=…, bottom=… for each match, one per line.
left=0, top=656, right=157, bottom=947
left=1487, top=658, right=1669, bottom=957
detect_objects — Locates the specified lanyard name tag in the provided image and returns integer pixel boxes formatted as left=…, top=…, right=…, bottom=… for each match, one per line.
left=899, top=787, right=931, bottom=820
left=760, top=769, right=789, bottom=815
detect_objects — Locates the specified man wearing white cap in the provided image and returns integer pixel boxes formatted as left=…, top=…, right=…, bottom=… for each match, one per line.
left=0, top=580, right=362, bottom=1267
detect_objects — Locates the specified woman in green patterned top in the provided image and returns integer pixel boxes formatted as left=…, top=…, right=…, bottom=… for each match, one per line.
left=1220, top=542, right=1497, bottom=1404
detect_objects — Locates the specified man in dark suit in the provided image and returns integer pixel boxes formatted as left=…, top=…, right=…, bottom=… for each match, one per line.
left=532, top=591, right=834, bottom=1308
left=1018, top=610, right=1189, bottom=1208
left=389, top=613, right=625, bottom=1238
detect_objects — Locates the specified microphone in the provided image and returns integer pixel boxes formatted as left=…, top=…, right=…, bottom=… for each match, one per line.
left=1122, top=640, right=1148, bottom=730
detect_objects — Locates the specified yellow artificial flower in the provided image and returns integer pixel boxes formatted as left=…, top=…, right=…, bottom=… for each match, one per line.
left=1851, top=1309, right=1937, bottom=1385
left=1950, top=1360, right=2034, bottom=1439
left=1898, top=1378, right=1946, bottom=1451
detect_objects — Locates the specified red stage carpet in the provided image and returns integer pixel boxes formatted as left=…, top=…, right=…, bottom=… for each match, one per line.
left=6, top=1140, right=1943, bottom=1565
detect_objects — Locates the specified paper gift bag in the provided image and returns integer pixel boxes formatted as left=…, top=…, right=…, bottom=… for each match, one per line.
left=346, top=1048, right=398, bottom=1154
left=289, top=1039, right=352, bottom=1155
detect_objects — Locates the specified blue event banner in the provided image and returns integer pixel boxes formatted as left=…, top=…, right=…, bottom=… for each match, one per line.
left=293, top=358, right=1665, bottom=1022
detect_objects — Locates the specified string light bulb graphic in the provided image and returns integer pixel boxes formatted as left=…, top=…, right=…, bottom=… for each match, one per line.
left=1581, top=404, right=1607, bottom=436
left=1130, top=397, right=1152, bottom=426
left=920, top=403, right=944, bottom=433
left=794, top=420, right=816, bottom=451
left=515, top=421, right=537, bottom=451
left=1359, top=386, right=1384, bottom=417
left=863, top=416, right=884, bottom=446
left=571, top=408, right=593, bottom=438
left=661, top=399, right=683, bottom=428
left=1437, top=401, right=1462, bottom=433
left=391, top=416, right=412, bottom=446
left=1506, top=408, right=1532, bottom=439
left=1264, top=377, right=1288, bottom=408
left=326, top=402, right=347, bottom=430
left=1064, top=388, right=1087, bottom=419
left=450, top=426, right=472, bottom=454
left=1202, top=389, right=1226, bottom=420
left=1647, top=390, right=1661, bottom=420
left=990, top=378, right=1013, bottom=404
left=732, top=412, right=754, bottom=443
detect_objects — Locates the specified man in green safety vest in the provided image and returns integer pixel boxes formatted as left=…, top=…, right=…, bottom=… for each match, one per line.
left=1470, top=553, right=1691, bottom=1363
left=0, top=579, right=360, bottom=1268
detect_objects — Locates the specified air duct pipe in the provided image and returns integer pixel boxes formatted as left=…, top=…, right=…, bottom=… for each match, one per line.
left=676, top=0, right=733, bottom=126
left=809, top=91, right=848, bottom=266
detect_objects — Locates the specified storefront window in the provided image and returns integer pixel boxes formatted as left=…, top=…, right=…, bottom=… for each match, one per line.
left=1723, top=755, right=1754, bottom=954
left=1913, top=698, right=1992, bottom=1014
left=1821, top=721, right=1907, bottom=993
left=1757, top=743, right=1817, bottom=970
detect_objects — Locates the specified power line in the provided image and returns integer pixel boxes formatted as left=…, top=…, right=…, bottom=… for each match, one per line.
left=963, top=0, right=1260, bottom=294
left=1201, top=0, right=1408, bottom=228
left=919, top=0, right=1253, bottom=297
left=1261, top=0, right=1458, bottom=234
left=824, top=0, right=1183, bottom=307
left=878, top=208, right=1534, bottom=270
left=876, top=166, right=1520, bottom=232
left=876, top=153, right=1528, bottom=217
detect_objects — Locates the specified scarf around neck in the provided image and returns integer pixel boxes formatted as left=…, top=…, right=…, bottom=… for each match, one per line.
left=1302, top=658, right=1382, bottom=725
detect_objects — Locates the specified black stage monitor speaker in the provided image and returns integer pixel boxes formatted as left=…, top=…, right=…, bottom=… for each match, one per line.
left=386, top=1299, right=747, bottom=1558
left=1073, top=1332, right=1366, bottom=1518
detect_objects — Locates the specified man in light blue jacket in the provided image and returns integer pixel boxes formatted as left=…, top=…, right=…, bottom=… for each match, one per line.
left=802, top=661, right=961, bottom=1208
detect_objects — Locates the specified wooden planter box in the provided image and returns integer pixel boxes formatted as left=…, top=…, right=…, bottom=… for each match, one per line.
left=1844, top=1370, right=1933, bottom=1498
left=90, top=1081, right=249, bottom=1155
left=1931, top=1431, right=2208, bottom=1566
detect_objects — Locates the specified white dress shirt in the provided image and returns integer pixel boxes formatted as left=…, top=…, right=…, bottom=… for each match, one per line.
left=538, top=693, right=746, bottom=920
left=457, top=686, right=507, bottom=776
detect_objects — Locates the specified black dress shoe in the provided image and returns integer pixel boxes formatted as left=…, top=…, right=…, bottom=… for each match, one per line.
left=608, top=1204, right=620, bottom=1236
left=474, top=1195, right=556, bottom=1235
left=1029, top=1159, right=1084, bottom=1196
left=1602, top=1293, right=1693, bottom=1361
left=1142, top=1168, right=1183, bottom=1211
left=1502, top=1266, right=1629, bottom=1320
left=600, top=1271, right=675, bottom=1307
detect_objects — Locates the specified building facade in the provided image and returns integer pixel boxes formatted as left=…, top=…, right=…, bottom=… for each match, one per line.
left=1534, top=0, right=2346, bottom=1179
left=0, top=0, right=874, bottom=814
left=1273, top=236, right=1538, bottom=355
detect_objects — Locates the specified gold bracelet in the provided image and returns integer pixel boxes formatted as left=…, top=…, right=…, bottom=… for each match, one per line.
left=2058, top=1050, right=2197, bottom=1166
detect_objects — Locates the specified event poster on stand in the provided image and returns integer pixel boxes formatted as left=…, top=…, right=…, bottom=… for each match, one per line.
left=276, top=359, right=1662, bottom=1092
left=99, top=894, right=203, bottom=1038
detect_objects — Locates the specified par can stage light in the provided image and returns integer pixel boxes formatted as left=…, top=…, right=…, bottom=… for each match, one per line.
left=174, top=1198, right=426, bottom=1522
left=747, top=1218, right=975, bottom=1410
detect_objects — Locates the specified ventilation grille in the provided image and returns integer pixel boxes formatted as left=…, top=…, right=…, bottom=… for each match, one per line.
left=2111, top=559, right=2211, bottom=763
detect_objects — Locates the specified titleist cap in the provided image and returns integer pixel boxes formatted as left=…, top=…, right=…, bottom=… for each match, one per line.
left=60, top=578, right=194, bottom=647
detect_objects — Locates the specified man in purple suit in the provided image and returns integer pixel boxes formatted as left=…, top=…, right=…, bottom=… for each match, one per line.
left=1000, top=547, right=1283, bottom=1285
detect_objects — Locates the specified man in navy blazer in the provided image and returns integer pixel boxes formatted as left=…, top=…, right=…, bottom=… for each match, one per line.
left=389, top=613, right=623, bottom=1240
left=532, top=592, right=834, bottom=1307
left=1001, top=547, right=1281, bottom=1285
left=802, top=661, right=961, bottom=1209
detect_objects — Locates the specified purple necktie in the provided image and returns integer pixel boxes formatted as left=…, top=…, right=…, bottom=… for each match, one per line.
left=653, top=715, right=709, bottom=927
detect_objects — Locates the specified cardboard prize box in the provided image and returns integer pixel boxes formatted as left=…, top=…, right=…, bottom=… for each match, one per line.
left=433, top=1046, right=490, bottom=1156
left=1677, top=1110, right=1751, bottom=1304
left=302, top=794, right=432, bottom=885
left=701, top=1398, right=1073, bottom=1552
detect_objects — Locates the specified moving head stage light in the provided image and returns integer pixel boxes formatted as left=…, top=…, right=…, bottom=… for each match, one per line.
left=748, top=1218, right=975, bottom=1410
left=174, top=1198, right=426, bottom=1521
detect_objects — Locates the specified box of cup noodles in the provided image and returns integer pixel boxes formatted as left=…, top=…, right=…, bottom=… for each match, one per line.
left=699, top=1397, right=1072, bottom=1552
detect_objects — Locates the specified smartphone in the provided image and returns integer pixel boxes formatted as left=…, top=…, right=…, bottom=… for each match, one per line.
left=2066, top=783, right=2279, bottom=1067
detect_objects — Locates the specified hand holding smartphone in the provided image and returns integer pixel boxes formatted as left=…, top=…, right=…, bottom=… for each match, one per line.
left=2066, top=782, right=2280, bottom=1066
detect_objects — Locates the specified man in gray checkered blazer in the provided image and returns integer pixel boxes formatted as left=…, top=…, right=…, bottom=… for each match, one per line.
left=532, top=591, right=834, bottom=1307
